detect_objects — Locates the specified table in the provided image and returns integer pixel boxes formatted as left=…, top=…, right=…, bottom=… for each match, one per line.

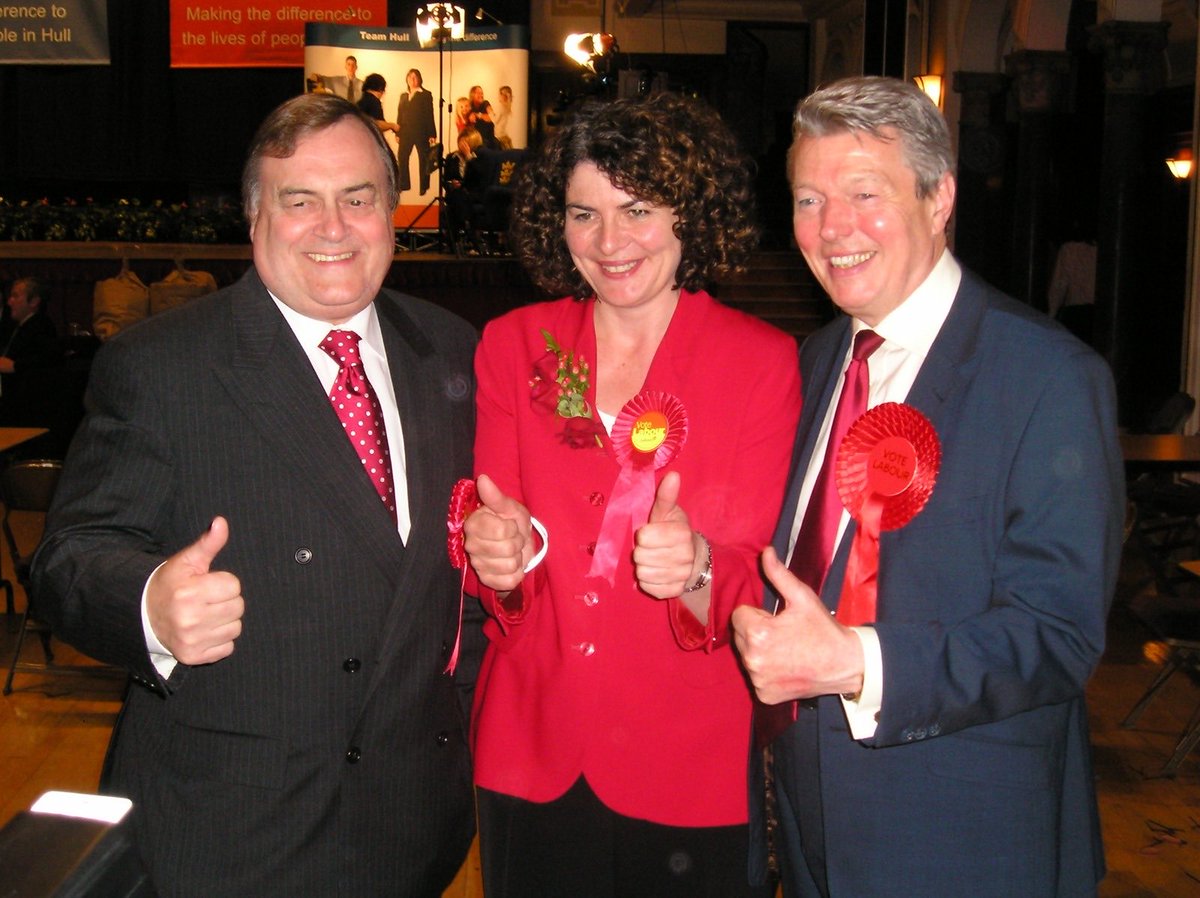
left=0, top=428, right=48, bottom=454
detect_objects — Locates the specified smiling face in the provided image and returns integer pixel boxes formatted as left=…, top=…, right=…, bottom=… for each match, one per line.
left=790, top=128, right=954, bottom=326
left=250, top=117, right=395, bottom=324
left=563, top=161, right=681, bottom=313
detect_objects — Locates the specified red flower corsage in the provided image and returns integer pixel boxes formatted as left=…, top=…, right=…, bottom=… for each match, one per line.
left=529, top=328, right=604, bottom=448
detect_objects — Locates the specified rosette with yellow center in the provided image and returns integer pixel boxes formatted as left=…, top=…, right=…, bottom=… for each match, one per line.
left=587, top=391, right=688, bottom=584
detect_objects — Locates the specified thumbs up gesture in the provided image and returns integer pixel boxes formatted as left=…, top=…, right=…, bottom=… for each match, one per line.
left=146, top=516, right=244, bottom=666
left=633, top=472, right=704, bottom=599
left=463, top=474, right=534, bottom=593
left=731, top=547, right=864, bottom=703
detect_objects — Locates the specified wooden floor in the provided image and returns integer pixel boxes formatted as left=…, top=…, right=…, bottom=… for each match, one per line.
left=4, top=521, right=1200, bottom=895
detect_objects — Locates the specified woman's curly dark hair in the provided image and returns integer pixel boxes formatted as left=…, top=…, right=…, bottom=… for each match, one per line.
left=509, top=91, right=759, bottom=300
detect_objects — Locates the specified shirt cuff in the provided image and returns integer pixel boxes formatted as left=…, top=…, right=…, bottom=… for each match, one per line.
left=840, top=625, right=883, bottom=740
left=141, top=562, right=178, bottom=680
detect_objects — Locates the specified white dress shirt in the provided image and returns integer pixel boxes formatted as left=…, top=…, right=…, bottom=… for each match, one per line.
left=786, top=250, right=960, bottom=738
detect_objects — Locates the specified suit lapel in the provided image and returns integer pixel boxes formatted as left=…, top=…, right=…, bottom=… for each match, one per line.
left=214, top=271, right=405, bottom=586
left=771, top=319, right=852, bottom=559
left=359, top=296, right=461, bottom=706
left=820, top=275, right=985, bottom=610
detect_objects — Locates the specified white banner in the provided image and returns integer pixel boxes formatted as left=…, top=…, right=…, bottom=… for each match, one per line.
left=305, top=23, right=530, bottom=230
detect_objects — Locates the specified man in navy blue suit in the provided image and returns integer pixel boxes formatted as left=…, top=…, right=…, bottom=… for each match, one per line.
left=732, top=76, right=1123, bottom=897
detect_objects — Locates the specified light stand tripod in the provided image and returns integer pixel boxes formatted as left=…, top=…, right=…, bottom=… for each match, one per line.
left=401, top=5, right=465, bottom=254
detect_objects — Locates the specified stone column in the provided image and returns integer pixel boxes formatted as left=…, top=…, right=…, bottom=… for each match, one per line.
left=1004, top=50, right=1073, bottom=309
left=1089, top=20, right=1168, bottom=425
left=952, top=72, right=1012, bottom=292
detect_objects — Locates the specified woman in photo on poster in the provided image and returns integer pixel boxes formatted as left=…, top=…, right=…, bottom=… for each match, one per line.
left=396, top=67, right=438, bottom=196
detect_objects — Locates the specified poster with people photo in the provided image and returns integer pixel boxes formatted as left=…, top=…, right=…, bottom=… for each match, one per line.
left=304, top=22, right=529, bottom=231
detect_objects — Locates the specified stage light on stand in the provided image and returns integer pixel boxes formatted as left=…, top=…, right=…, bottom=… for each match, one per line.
left=474, top=7, right=504, bottom=25
left=416, top=4, right=465, bottom=48
left=563, top=32, right=616, bottom=73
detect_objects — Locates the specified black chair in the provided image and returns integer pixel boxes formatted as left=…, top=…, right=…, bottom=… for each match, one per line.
left=1121, top=600, right=1200, bottom=777
left=2, top=459, right=120, bottom=694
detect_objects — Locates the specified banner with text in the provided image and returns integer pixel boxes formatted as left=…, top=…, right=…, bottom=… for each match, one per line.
left=171, top=1, right=386, bottom=67
left=305, top=23, right=530, bottom=231
left=0, top=1, right=108, bottom=64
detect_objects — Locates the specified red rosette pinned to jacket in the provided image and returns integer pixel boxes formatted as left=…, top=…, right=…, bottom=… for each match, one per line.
left=833, top=402, right=940, bottom=625
left=587, top=391, right=688, bottom=585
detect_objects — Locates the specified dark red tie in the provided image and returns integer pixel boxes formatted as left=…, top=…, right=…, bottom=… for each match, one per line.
left=788, top=328, right=885, bottom=594
left=755, top=328, right=883, bottom=749
left=321, top=329, right=397, bottom=524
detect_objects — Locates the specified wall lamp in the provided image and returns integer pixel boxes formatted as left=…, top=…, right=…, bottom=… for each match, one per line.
left=913, top=74, right=944, bottom=109
left=416, top=4, right=465, bottom=48
left=474, top=7, right=503, bottom=25
left=564, top=32, right=617, bottom=72
left=1167, top=148, right=1193, bottom=180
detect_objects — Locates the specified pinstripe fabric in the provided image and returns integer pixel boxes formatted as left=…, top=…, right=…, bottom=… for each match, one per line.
left=32, top=268, right=484, bottom=897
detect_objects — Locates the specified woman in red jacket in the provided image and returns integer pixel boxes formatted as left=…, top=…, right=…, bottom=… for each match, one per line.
left=460, top=92, right=801, bottom=897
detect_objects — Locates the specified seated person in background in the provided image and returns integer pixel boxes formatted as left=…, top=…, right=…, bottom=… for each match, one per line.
left=357, top=74, right=400, bottom=140
left=444, top=129, right=489, bottom=254
left=0, top=276, right=64, bottom=427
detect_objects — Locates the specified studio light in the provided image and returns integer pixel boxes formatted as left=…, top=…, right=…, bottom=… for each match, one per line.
left=416, top=4, right=465, bottom=49
left=563, top=32, right=616, bottom=72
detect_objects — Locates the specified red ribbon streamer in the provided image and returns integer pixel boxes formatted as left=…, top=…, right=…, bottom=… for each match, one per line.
left=586, top=391, right=688, bottom=585
left=444, top=478, right=481, bottom=673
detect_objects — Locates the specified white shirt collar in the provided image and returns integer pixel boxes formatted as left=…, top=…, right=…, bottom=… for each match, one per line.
left=855, top=249, right=961, bottom=356
left=269, top=295, right=384, bottom=362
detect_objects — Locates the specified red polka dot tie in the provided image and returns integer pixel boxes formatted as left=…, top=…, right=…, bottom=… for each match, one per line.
left=320, top=329, right=397, bottom=524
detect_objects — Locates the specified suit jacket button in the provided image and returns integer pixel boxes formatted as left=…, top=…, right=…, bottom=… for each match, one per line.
left=345, top=746, right=361, bottom=763
left=441, top=641, right=450, bottom=657
left=589, top=492, right=605, bottom=506
left=435, top=731, right=450, bottom=747
left=342, top=657, right=361, bottom=673
left=294, top=548, right=313, bottom=564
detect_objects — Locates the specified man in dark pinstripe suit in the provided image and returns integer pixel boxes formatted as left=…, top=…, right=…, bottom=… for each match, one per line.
left=32, top=93, right=482, bottom=896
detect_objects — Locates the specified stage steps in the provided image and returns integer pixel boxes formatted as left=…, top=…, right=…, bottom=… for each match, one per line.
left=713, top=251, right=833, bottom=342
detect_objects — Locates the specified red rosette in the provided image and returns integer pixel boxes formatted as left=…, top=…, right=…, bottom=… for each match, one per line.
left=835, top=402, right=940, bottom=530
left=609, top=390, right=688, bottom=470
left=446, top=477, right=480, bottom=569
left=586, top=391, right=688, bottom=585
left=831, top=402, right=939, bottom=626
left=444, top=477, right=481, bottom=675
